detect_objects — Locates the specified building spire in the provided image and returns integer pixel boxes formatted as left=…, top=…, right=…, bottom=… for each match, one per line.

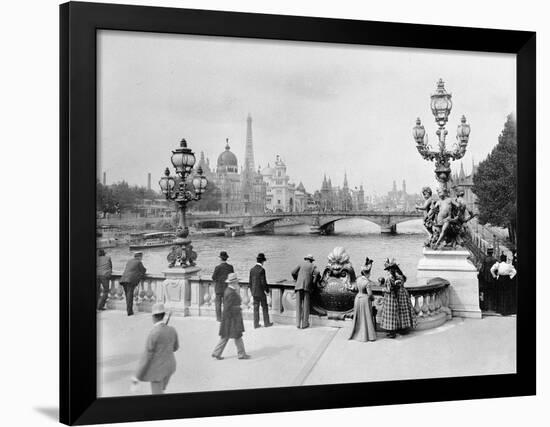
left=244, top=114, right=255, bottom=171
left=459, top=161, right=466, bottom=180
left=343, top=171, right=349, bottom=189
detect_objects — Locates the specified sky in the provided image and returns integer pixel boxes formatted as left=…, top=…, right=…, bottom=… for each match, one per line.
left=97, top=30, right=516, bottom=196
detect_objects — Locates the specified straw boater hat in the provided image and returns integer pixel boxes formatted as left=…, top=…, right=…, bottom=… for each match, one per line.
left=134, top=251, right=143, bottom=258
left=304, top=254, right=315, bottom=261
left=226, top=272, right=239, bottom=284
left=151, top=303, right=166, bottom=315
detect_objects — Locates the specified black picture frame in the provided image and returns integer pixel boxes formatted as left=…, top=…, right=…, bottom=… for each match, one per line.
left=60, top=1, right=536, bottom=425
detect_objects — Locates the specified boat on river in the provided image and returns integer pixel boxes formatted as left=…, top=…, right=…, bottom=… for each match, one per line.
left=224, top=223, right=245, bottom=237
left=129, top=231, right=176, bottom=250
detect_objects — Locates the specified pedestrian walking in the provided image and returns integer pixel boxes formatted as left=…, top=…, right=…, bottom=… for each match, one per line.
left=97, top=249, right=112, bottom=311
left=211, top=273, right=251, bottom=360
left=119, top=252, right=147, bottom=316
left=132, top=303, right=179, bottom=394
left=379, top=258, right=416, bottom=338
left=249, top=253, right=273, bottom=328
left=290, top=254, right=320, bottom=329
left=491, top=253, right=517, bottom=315
left=211, top=251, right=234, bottom=322
left=349, top=258, right=377, bottom=342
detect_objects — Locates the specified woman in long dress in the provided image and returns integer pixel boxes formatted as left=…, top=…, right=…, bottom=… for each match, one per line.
left=379, top=258, right=416, bottom=338
left=349, top=258, right=377, bottom=342
left=491, top=254, right=517, bottom=315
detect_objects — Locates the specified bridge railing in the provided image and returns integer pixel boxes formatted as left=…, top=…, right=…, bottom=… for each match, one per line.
left=101, top=272, right=451, bottom=328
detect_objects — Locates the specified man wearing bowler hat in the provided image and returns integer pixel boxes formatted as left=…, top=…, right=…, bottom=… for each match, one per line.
left=212, top=251, right=234, bottom=322
left=291, top=254, right=320, bottom=329
left=132, top=303, right=179, bottom=394
left=211, top=273, right=251, bottom=360
left=249, top=253, right=273, bottom=328
left=119, top=252, right=147, bottom=316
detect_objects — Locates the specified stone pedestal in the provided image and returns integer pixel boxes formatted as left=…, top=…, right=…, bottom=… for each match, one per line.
left=417, top=249, right=481, bottom=318
left=162, top=266, right=201, bottom=317
left=380, top=224, right=397, bottom=234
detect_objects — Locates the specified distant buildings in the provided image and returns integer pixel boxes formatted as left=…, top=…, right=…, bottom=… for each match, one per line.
left=369, top=180, right=421, bottom=211
left=197, top=114, right=266, bottom=215
left=450, top=161, right=478, bottom=214
left=261, top=156, right=298, bottom=212
left=312, top=173, right=365, bottom=211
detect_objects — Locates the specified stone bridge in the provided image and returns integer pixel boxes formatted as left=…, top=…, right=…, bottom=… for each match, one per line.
left=188, top=210, right=423, bottom=235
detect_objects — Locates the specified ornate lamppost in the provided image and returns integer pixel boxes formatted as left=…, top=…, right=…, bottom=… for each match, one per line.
left=159, top=138, right=208, bottom=268
left=412, top=78, right=471, bottom=190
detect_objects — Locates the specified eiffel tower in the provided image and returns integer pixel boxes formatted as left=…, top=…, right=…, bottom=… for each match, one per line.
left=244, top=113, right=255, bottom=171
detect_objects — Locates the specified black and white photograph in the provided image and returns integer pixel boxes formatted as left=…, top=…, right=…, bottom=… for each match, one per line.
left=4, top=0, right=547, bottom=426
left=95, top=29, right=519, bottom=397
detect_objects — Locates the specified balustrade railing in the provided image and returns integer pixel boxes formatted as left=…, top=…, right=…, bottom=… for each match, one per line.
left=100, top=272, right=451, bottom=328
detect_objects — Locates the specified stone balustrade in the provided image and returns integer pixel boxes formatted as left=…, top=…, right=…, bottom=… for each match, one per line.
left=100, top=271, right=451, bottom=330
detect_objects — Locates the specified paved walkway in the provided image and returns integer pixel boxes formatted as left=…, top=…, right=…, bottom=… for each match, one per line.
left=97, top=311, right=516, bottom=397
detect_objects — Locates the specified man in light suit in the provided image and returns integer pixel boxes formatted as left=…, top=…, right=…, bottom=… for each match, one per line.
left=291, top=254, right=320, bottom=329
left=249, top=253, right=273, bottom=329
left=132, top=303, right=179, bottom=394
left=119, top=252, right=147, bottom=316
left=211, top=251, right=234, bottom=322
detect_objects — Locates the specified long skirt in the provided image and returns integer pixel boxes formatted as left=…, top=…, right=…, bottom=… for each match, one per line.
left=496, top=276, right=517, bottom=315
left=349, top=295, right=377, bottom=342
left=380, top=287, right=416, bottom=331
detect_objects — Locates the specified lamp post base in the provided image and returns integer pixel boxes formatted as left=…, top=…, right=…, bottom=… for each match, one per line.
left=162, top=266, right=201, bottom=316
left=416, top=248, right=481, bottom=319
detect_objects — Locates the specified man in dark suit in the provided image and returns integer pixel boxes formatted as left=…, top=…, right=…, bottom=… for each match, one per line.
left=132, top=303, right=179, bottom=394
left=291, top=254, right=320, bottom=329
left=478, top=247, right=497, bottom=311
left=249, top=253, right=273, bottom=329
left=119, top=252, right=147, bottom=316
left=96, top=249, right=112, bottom=311
left=211, top=251, right=234, bottom=322
left=211, top=273, right=251, bottom=360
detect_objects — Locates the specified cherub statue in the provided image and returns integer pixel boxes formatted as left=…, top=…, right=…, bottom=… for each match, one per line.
left=167, top=245, right=183, bottom=268
left=416, top=186, right=436, bottom=238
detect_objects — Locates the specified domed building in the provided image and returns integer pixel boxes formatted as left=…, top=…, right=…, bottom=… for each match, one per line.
left=217, top=140, right=239, bottom=174
left=197, top=115, right=266, bottom=215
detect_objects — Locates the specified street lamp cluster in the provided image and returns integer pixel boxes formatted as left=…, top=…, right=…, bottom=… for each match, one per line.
left=159, top=138, right=208, bottom=267
left=412, top=78, right=471, bottom=190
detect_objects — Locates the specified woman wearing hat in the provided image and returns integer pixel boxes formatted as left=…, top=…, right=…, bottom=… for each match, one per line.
left=211, top=273, right=251, bottom=360
left=349, top=257, right=377, bottom=342
left=491, top=253, right=517, bottom=315
left=379, top=258, right=416, bottom=338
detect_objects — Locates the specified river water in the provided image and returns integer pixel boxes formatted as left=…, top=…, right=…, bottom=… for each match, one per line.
left=107, top=219, right=427, bottom=285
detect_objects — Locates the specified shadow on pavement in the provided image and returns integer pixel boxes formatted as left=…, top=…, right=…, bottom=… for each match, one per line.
left=249, top=344, right=294, bottom=361
left=34, top=407, right=58, bottom=422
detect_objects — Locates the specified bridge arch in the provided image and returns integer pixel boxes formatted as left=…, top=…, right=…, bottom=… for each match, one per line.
left=193, top=219, right=233, bottom=229
left=251, top=217, right=288, bottom=229
left=316, top=215, right=422, bottom=235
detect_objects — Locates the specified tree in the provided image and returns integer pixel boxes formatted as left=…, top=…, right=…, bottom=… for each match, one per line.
left=96, top=180, right=162, bottom=214
left=472, top=114, right=517, bottom=244
left=192, top=180, right=221, bottom=212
